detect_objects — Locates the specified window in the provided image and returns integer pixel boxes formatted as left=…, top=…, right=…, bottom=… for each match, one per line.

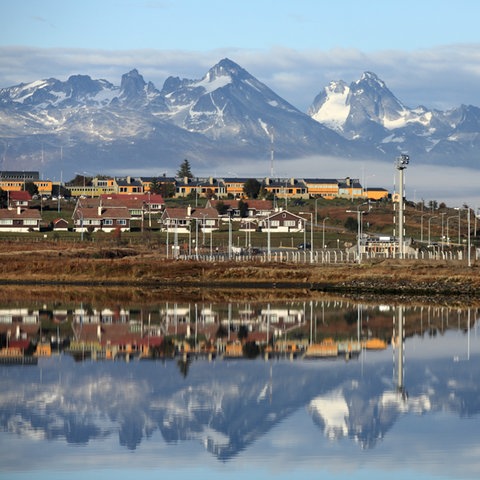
left=23, top=219, right=38, bottom=226
left=103, top=219, right=113, bottom=226
left=0, top=219, right=13, bottom=225
left=270, top=220, right=279, bottom=226
left=284, top=220, right=296, bottom=227
left=117, top=219, right=127, bottom=226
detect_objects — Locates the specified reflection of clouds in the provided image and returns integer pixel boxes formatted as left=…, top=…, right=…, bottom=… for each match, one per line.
left=1, top=340, right=480, bottom=478
left=308, top=389, right=349, bottom=440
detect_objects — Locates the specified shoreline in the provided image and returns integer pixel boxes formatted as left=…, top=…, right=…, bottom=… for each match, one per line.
left=1, top=242, right=479, bottom=297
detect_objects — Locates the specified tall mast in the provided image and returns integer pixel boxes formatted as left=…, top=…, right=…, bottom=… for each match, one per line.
left=270, top=127, right=274, bottom=177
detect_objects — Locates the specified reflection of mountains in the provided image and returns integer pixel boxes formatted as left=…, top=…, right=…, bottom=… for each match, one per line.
left=1, top=351, right=479, bottom=459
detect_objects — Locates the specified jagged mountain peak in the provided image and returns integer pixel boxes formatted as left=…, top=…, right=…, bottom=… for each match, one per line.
left=357, top=71, right=385, bottom=87
left=120, top=69, right=146, bottom=96
left=206, top=58, right=246, bottom=80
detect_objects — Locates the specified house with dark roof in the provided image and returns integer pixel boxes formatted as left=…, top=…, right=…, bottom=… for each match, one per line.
left=257, top=210, right=305, bottom=233
left=0, top=207, right=41, bottom=232
left=114, top=176, right=144, bottom=194
left=206, top=199, right=273, bottom=219
left=175, top=177, right=227, bottom=199
left=338, top=177, right=363, bottom=199
left=262, top=177, right=308, bottom=200
left=160, top=205, right=220, bottom=234
left=72, top=204, right=131, bottom=233
left=81, top=193, right=164, bottom=218
left=51, top=218, right=69, bottom=231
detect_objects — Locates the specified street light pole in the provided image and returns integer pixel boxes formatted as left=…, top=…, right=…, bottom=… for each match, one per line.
left=420, top=214, right=427, bottom=243
left=346, top=202, right=369, bottom=264
left=300, top=212, right=313, bottom=262
left=428, top=216, right=437, bottom=246
left=322, top=217, right=329, bottom=249
left=446, top=216, right=457, bottom=246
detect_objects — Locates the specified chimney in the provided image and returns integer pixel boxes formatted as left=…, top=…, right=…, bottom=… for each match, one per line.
left=187, top=205, right=192, bottom=217
left=98, top=205, right=102, bottom=216
left=17, top=206, right=21, bottom=215
left=97, top=325, right=102, bottom=342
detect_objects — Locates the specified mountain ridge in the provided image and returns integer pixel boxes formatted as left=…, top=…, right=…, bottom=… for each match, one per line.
left=1, top=58, right=479, bottom=178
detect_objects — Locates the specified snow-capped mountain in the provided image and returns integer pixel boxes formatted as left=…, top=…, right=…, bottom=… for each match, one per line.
left=308, top=71, right=480, bottom=167
left=0, top=58, right=351, bottom=178
left=1, top=59, right=480, bottom=179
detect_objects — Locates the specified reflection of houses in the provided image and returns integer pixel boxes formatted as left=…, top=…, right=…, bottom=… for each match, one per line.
left=258, top=210, right=305, bottom=233
left=260, top=307, right=304, bottom=325
left=160, top=206, right=220, bottom=233
left=260, top=307, right=305, bottom=337
left=73, top=307, right=130, bottom=324
left=161, top=305, right=191, bottom=324
left=69, top=322, right=162, bottom=360
left=0, top=207, right=41, bottom=232
left=0, top=308, right=39, bottom=324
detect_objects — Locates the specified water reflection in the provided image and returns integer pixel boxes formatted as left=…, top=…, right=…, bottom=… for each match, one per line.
left=0, top=293, right=479, bottom=480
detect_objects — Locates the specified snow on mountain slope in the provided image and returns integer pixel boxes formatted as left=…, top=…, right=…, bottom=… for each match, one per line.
left=309, top=81, right=351, bottom=131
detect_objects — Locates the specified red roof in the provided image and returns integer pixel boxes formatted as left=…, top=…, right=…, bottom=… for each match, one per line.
left=8, top=339, right=31, bottom=350
left=9, top=191, right=32, bottom=201
left=0, top=208, right=41, bottom=220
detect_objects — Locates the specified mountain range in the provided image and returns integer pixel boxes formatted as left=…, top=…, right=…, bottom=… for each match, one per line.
left=1, top=58, right=479, bottom=179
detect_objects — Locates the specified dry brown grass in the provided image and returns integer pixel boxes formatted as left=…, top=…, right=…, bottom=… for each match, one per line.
left=0, top=241, right=479, bottom=298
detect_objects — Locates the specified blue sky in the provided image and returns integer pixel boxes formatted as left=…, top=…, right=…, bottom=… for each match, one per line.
left=2, top=0, right=480, bottom=111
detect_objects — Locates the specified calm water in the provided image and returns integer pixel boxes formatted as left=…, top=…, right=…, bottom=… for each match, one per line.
left=0, top=294, right=479, bottom=480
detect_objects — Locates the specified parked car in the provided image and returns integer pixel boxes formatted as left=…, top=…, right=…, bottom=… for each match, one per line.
left=297, top=242, right=311, bottom=250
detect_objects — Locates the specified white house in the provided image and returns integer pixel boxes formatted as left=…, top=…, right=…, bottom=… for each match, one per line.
left=258, top=210, right=305, bottom=233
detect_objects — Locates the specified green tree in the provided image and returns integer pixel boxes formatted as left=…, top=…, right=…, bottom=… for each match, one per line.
left=216, top=324, right=228, bottom=339
left=0, top=188, right=7, bottom=208
left=149, top=177, right=162, bottom=194
left=24, top=182, right=39, bottom=196
left=215, top=201, right=229, bottom=216
left=243, top=178, right=261, bottom=199
left=177, top=159, right=193, bottom=179
left=66, top=174, right=92, bottom=187
left=237, top=325, right=249, bottom=342
left=238, top=200, right=249, bottom=218
left=344, top=216, right=358, bottom=232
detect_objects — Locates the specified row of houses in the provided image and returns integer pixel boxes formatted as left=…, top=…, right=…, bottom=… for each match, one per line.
left=0, top=189, right=314, bottom=234
left=71, top=196, right=310, bottom=234
left=0, top=171, right=389, bottom=201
